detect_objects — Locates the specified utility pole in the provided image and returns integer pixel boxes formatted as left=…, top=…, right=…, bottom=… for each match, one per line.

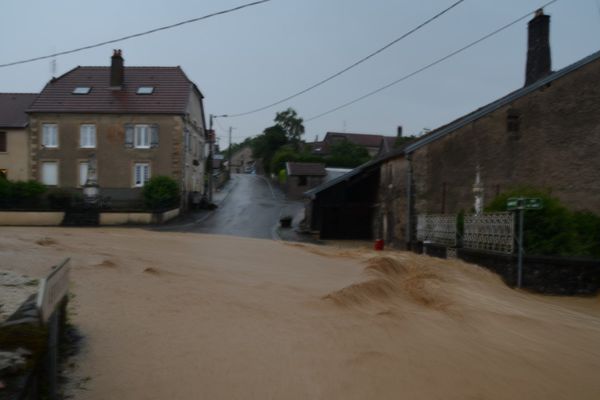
left=228, top=126, right=235, bottom=176
left=207, top=114, right=227, bottom=203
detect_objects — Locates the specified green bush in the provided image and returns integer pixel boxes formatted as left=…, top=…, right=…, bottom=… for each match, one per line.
left=142, top=176, right=180, bottom=210
left=0, top=178, right=46, bottom=209
left=486, top=187, right=600, bottom=257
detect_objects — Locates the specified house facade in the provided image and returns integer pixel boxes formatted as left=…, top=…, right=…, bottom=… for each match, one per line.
left=27, top=50, right=207, bottom=208
left=0, top=93, right=38, bottom=181
left=285, top=162, right=326, bottom=199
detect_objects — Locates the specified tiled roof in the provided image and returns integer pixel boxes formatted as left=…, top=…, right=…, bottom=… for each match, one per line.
left=28, top=66, right=198, bottom=115
left=286, top=162, right=327, bottom=176
left=324, top=132, right=393, bottom=148
left=0, top=93, right=38, bottom=128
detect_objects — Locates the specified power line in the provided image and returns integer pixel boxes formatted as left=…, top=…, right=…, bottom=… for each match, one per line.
left=305, top=0, right=560, bottom=122
left=0, top=0, right=272, bottom=68
left=226, top=0, right=465, bottom=118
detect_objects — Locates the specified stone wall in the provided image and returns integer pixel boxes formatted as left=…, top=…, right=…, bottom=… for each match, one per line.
left=410, top=56, right=600, bottom=217
left=374, top=155, right=409, bottom=248
left=29, top=113, right=187, bottom=193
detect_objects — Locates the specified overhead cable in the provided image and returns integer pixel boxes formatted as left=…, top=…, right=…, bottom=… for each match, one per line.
left=305, top=0, right=560, bottom=122
left=226, top=0, right=465, bottom=117
left=0, top=0, right=272, bottom=68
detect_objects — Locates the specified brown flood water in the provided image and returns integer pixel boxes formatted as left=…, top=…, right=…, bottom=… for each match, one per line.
left=1, top=227, right=599, bottom=399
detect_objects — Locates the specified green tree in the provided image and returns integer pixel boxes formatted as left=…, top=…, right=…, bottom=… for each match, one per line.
left=274, top=108, right=305, bottom=148
left=251, top=125, right=288, bottom=174
left=143, top=176, right=180, bottom=210
left=325, top=139, right=371, bottom=168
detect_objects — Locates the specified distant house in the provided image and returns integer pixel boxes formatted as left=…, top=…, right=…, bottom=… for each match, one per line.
left=321, top=132, right=396, bottom=157
left=230, top=146, right=254, bottom=173
left=285, top=162, right=326, bottom=198
left=27, top=50, right=207, bottom=208
left=305, top=11, right=600, bottom=245
left=0, top=93, right=38, bottom=180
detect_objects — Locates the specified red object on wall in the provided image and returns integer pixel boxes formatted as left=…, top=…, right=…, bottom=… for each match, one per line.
left=374, top=239, right=384, bottom=251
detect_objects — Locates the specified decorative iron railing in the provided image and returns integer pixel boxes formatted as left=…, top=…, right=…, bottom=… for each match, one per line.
left=416, top=214, right=457, bottom=246
left=463, top=212, right=515, bottom=254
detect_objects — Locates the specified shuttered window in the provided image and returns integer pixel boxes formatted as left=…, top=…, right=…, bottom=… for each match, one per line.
left=41, top=161, right=58, bottom=185
left=128, top=124, right=159, bottom=148
left=133, top=163, right=150, bottom=187
left=80, top=125, right=96, bottom=148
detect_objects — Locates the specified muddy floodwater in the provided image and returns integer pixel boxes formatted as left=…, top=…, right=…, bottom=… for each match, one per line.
left=1, top=227, right=599, bottom=399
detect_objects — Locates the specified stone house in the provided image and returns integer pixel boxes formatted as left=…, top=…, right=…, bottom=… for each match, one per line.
left=312, top=132, right=396, bottom=157
left=27, top=50, right=207, bottom=208
left=306, top=10, right=600, bottom=246
left=0, top=93, right=38, bottom=180
left=230, top=146, right=254, bottom=173
left=285, top=162, right=326, bottom=199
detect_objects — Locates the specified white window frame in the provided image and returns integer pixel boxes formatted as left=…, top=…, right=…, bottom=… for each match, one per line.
left=80, top=124, right=96, bottom=148
left=41, top=161, right=59, bottom=186
left=78, top=161, right=89, bottom=187
left=42, top=124, right=59, bottom=148
left=133, top=163, right=150, bottom=187
left=134, top=125, right=151, bottom=149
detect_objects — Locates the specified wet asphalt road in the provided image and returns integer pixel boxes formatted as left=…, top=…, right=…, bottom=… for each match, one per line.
left=160, top=174, right=302, bottom=239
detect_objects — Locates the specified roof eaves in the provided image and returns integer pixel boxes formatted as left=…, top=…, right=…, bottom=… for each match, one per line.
left=405, top=49, right=600, bottom=154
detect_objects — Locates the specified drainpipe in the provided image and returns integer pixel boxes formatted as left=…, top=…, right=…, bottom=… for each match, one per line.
left=406, top=153, right=414, bottom=249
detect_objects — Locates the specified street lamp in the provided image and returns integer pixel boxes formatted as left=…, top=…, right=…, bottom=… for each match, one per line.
left=207, top=114, right=228, bottom=203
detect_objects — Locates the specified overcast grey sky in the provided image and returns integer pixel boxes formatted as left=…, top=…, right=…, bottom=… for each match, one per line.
left=1, top=0, right=599, bottom=146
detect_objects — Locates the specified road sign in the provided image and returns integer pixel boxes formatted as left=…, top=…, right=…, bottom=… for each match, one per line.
left=507, top=197, right=543, bottom=210
left=36, top=258, right=70, bottom=323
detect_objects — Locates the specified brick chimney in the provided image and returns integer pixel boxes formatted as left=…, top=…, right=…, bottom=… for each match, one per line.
left=525, top=9, right=551, bottom=86
left=110, top=49, right=124, bottom=88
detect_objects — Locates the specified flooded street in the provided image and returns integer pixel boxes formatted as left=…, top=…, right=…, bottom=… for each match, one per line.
left=1, top=227, right=599, bottom=399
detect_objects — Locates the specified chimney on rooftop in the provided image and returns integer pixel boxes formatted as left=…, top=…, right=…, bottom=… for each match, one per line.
left=110, top=49, right=124, bottom=89
left=525, top=9, right=551, bottom=86
left=397, top=126, right=403, bottom=137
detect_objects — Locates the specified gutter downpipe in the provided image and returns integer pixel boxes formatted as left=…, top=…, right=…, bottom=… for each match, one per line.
left=406, top=152, right=414, bottom=250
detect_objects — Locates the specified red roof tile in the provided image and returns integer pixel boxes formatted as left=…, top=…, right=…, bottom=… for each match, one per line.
left=28, top=66, right=199, bottom=115
left=0, top=93, right=38, bottom=128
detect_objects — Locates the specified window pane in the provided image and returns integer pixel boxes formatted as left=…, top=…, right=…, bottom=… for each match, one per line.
left=134, top=125, right=150, bottom=148
left=41, top=162, right=58, bottom=185
left=80, top=125, right=96, bottom=148
left=42, top=124, right=58, bottom=147
left=79, top=162, right=89, bottom=186
left=0, top=132, right=6, bottom=152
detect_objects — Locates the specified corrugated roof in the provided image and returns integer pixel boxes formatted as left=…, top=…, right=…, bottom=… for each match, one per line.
left=286, top=162, right=327, bottom=176
left=28, top=66, right=197, bottom=115
left=0, top=93, right=38, bottom=128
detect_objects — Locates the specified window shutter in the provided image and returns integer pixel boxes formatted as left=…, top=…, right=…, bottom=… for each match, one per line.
left=125, top=124, right=134, bottom=148
left=150, top=124, right=159, bottom=148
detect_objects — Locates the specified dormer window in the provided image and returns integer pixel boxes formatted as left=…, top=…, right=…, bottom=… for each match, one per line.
left=137, top=86, right=154, bottom=95
left=73, top=87, right=91, bottom=94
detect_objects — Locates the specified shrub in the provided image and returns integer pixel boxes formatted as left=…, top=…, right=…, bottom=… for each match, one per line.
left=486, top=187, right=600, bottom=257
left=0, top=179, right=46, bottom=209
left=142, top=176, right=180, bottom=210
